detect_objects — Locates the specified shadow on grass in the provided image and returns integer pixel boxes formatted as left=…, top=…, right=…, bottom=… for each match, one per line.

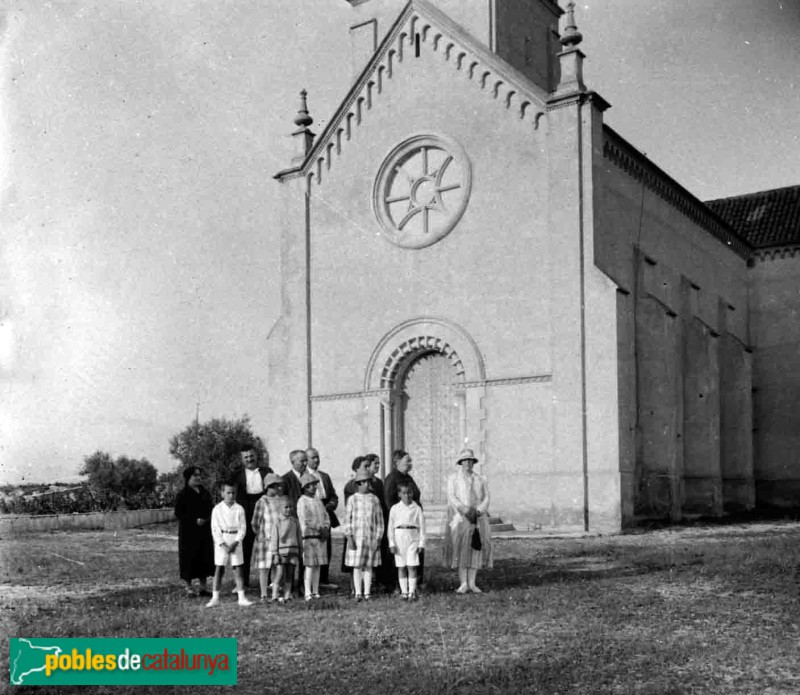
left=420, top=556, right=656, bottom=596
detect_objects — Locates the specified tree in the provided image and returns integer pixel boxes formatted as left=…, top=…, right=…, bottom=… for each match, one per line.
left=168, top=415, right=267, bottom=493
left=116, top=456, right=158, bottom=494
left=79, top=451, right=158, bottom=497
left=80, top=451, right=119, bottom=492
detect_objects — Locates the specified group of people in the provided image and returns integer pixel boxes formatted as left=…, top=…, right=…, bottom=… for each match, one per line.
left=174, top=444, right=493, bottom=607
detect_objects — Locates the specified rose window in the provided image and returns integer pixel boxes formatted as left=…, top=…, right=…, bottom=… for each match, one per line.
left=373, top=135, right=471, bottom=249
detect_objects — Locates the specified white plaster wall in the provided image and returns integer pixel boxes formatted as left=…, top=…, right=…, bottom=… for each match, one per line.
left=749, top=255, right=800, bottom=507
left=267, top=177, right=311, bottom=464
left=308, top=37, right=550, bottom=398
left=583, top=263, right=623, bottom=529
left=310, top=397, right=374, bottom=518
left=481, top=381, right=576, bottom=528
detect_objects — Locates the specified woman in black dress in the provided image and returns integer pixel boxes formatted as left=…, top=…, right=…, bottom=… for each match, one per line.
left=174, top=466, right=214, bottom=596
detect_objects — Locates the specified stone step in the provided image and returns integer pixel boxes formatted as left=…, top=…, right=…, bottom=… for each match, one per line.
left=421, top=508, right=516, bottom=535
left=490, top=523, right=516, bottom=532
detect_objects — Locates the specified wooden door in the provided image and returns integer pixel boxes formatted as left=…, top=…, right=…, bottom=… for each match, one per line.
left=399, top=352, right=463, bottom=506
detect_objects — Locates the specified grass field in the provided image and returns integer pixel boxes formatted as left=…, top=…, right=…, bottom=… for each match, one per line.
left=2, top=521, right=799, bottom=694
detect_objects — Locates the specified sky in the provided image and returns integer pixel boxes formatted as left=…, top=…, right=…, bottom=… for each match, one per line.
left=2, top=0, right=799, bottom=484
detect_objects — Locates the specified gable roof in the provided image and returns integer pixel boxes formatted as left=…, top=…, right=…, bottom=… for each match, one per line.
left=705, top=185, right=800, bottom=249
left=274, top=0, right=549, bottom=183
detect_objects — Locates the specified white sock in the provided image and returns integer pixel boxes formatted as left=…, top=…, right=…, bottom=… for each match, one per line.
left=363, top=570, right=372, bottom=596
left=409, top=575, right=417, bottom=594
left=353, top=568, right=363, bottom=595
left=312, top=568, right=320, bottom=594
left=399, top=576, right=409, bottom=594
left=304, top=569, right=313, bottom=597
left=237, top=590, right=246, bottom=599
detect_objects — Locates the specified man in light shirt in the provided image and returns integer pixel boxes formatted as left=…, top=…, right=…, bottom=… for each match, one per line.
left=234, top=446, right=272, bottom=589
left=306, top=447, right=339, bottom=589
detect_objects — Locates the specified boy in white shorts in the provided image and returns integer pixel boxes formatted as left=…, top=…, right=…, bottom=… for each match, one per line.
left=206, top=481, right=253, bottom=608
left=387, top=483, right=426, bottom=600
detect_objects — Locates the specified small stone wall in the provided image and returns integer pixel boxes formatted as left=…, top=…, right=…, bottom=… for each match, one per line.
left=0, top=508, right=174, bottom=535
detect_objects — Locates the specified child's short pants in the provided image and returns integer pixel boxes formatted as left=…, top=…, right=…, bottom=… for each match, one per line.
left=393, top=529, right=421, bottom=568
left=214, top=536, right=244, bottom=567
left=277, top=551, right=299, bottom=566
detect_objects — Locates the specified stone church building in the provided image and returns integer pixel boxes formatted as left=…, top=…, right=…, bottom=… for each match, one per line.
left=268, top=0, right=800, bottom=531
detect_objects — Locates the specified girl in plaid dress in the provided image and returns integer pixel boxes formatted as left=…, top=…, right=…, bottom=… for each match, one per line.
left=251, top=473, right=285, bottom=602
left=344, top=469, right=384, bottom=600
left=297, top=473, right=331, bottom=601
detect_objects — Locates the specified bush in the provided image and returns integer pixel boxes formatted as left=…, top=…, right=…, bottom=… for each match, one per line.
left=0, top=484, right=177, bottom=516
left=80, top=452, right=158, bottom=497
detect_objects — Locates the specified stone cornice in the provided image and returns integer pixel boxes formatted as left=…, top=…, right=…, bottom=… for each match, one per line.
left=311, top=389, right=390, bottom=402
left=464, top=374, right=552, bottom=388
left=546, top=89, right=610, bottom=112
left=275, top=0, right=548, bottom=184
left=602, top=125, right=752, bottom=260
left=750, top=244, right=800, bottom=263
left=311, top=373, right=551, bottom=401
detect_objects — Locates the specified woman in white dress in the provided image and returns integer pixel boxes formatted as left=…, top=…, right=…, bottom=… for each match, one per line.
left=443, top=448, right=492, bottom=593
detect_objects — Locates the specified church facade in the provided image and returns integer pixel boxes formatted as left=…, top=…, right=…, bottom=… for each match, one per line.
left=268, top=0, right=800, bottom=532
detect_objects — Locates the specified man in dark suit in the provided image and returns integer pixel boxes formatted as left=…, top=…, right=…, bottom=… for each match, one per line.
left=306, top=447, right=339, bottom=588
left=281, top=449, right=307, bottom=507
left=282, top=449, right=308, bottom=591
left=234, top=447, right=271, bottom=589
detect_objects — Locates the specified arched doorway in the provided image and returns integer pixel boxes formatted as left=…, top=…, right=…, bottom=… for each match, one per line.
left=393, top=350, right=465, bottom=506
left=364, top=318, right=486, bottom=503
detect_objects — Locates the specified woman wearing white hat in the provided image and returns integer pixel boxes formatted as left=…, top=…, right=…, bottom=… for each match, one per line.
left=443, top=448, right=492, bottom=593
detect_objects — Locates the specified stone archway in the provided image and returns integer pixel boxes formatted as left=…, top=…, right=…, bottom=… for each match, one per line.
left=364, top=318, right=486, bottom=503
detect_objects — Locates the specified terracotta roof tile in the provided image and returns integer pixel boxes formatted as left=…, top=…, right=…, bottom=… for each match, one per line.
left=705, top=185, right=800, bottom=249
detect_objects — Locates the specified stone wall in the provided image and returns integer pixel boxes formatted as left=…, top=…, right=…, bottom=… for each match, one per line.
left=749, top=254, right=800, bottom=508
left=595, top=128, right=753, bottom=524
left=0, top=508, right=174, bottom=535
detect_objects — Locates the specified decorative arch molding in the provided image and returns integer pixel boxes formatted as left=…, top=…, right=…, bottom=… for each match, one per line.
left=364, top=317, right=485, bottom=392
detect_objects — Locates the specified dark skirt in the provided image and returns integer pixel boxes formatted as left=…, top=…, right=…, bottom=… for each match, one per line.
left=340, top=536, right=353, bottom=574
left=175, top=486, right=214, bottom=582
left=178, top=524, right=214, bottom=581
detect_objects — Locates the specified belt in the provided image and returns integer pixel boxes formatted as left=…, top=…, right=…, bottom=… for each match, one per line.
left=396, top=525, right=418, bottom=530
left=303, top=535, right=321, bottom=539
left=221, top=529, right=239, bottom=534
